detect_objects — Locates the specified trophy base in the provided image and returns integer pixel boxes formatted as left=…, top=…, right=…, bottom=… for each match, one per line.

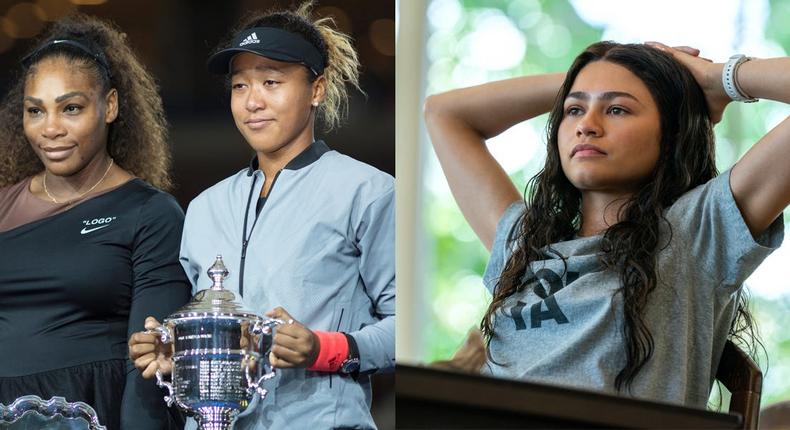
left=194, top=406, right=238, bottom=430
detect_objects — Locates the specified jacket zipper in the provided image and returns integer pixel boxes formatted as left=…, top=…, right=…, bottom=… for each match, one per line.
left=239, top=239, right=250, bottom=296
left=329, top=308, right=345, bottom=389
left=239, top=170, right=282, bottom=297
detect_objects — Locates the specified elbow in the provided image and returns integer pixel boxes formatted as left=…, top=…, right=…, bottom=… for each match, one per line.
left=423, top=93, right=447, bottom=123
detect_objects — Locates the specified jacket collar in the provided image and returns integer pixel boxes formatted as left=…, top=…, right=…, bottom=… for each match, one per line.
left=247, top=140, right=330, bottom=176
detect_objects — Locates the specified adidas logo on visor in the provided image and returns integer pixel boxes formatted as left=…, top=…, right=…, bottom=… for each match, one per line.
left=239, top=32, right=260, bottom=47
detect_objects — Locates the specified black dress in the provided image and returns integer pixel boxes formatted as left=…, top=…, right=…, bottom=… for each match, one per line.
left=0, top=179, right=191, bottom=429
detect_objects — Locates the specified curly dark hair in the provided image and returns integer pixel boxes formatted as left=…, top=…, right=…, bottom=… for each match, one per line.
left=0, top=13, right=172, bottom=190
left=211, top=0, right=361, bottom=131
left=481, top=41, right=760, bottom=391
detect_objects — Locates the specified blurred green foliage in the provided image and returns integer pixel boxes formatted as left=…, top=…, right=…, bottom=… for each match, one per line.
left=423, top=0, right=790, bottom=409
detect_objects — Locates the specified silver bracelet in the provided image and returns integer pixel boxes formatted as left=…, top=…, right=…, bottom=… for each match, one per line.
left=721, top=54, right=758, bottom=103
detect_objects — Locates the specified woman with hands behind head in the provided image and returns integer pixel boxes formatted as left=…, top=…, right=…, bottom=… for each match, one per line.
left=0, top=13, right=191, bottom=429
left=424, top=41, right=788, bottom=407
left=129, top=2, right=395, bottom=429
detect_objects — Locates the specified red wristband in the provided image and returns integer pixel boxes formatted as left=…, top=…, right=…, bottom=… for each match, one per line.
left=308, top=331, right=349, bottom=372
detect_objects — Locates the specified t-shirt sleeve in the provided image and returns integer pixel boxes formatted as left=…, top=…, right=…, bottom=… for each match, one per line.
left=121, top=192, right=191, bottom=429
left=483, top=202, right=527, bottom=295
left=664, top=169, right=785, bottom=289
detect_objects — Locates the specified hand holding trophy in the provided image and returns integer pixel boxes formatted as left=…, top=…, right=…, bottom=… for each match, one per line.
left=128, top=316, right=174, bottom=379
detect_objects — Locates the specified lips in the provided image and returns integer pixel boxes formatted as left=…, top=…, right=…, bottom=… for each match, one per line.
left=40, top=145, right=77, bottom=162
left=571, top=144, right=607, bottom=158
left=245, top=118, right=274, bottom=130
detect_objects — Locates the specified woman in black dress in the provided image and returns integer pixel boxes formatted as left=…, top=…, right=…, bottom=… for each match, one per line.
left=0, top=14, right=190, bottom=429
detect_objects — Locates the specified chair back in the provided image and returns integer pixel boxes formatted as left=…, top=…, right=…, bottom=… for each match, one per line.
left=716, top=340, right=762, bottom=430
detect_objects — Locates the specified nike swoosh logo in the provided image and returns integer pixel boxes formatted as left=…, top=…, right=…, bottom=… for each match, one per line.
left=80, top=225, right=111, bottom=235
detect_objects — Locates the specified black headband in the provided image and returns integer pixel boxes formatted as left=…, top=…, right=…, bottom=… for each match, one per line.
left=21, top=38, right=112, bottom=79
left=206, top=27, right=325, bottom=75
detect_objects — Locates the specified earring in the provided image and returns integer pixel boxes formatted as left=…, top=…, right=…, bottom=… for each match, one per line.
left=312, top=101, right=319, bottom=107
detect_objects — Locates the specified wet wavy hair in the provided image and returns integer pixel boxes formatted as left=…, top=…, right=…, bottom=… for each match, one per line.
left=213, top=0, right=362, bottom=131
left=0, top=13, right=172, bottom=190
left=481, top=41, right=761, bottom=391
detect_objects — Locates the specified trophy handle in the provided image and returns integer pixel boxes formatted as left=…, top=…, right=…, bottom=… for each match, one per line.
left=145, top=325, right=181, bottom=409
left=147, top=324, right=173, bottom=344
left=246, top=318, right=283, bottom=397
left=154, top=369, right=176, bottom=408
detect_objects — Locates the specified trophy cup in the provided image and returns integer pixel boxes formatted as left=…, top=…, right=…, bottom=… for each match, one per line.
left=148, top=255, right=281, bottom=430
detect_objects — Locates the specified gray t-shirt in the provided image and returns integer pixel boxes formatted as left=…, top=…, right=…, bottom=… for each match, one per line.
left=482, top=170, right=784, bottom=408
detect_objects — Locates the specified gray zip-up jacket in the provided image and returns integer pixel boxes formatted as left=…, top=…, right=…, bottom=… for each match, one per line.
left=180, top=141, right=394, bottom=429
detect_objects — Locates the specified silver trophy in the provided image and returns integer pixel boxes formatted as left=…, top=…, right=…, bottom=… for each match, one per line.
left=148, top=255, right=281, bottom=430
left=0, top=395, right=105, bottom=429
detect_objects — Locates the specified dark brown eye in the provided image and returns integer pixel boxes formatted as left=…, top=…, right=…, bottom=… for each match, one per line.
left=608, top=106, right=628, bottom=115
left=64, top=104, right=83, bottom=114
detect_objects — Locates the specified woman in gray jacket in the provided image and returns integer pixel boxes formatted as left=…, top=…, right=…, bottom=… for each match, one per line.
left=128, top=2, right=394, bottom=429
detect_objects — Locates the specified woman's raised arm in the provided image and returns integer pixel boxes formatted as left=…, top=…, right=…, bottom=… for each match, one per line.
left=726, top=57, right=790, bottom=236
left=656, top=41, right=790, bottom=237
left=423, top=73, right=565, bottom=249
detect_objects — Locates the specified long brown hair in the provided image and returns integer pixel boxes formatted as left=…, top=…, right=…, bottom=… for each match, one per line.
left=481, top=42, right=758, bottom=391
left=0, top=13, right=172, bottom=190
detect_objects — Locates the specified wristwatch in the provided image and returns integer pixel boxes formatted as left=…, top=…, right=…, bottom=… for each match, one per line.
left=339, top=333, right=360, bottom=375
left=722, top=54, right=758, bottom=103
